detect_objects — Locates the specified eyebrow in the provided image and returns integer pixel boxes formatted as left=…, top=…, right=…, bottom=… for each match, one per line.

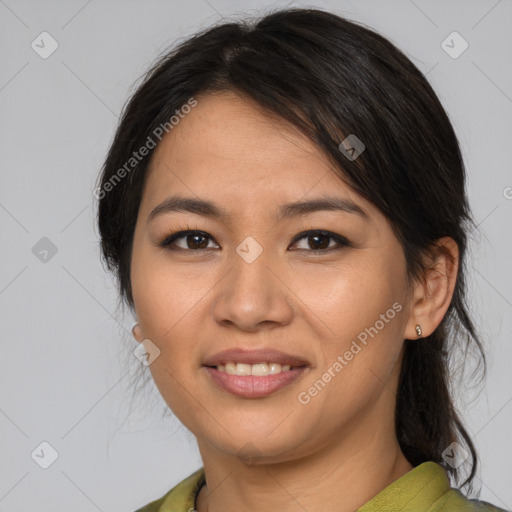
left=147, top=195, right=369, bottom=223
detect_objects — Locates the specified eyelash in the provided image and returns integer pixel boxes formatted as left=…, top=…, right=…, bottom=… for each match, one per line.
left=157, top=224, right=352, bottom=254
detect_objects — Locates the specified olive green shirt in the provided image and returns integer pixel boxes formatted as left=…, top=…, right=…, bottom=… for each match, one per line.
left=134, top=462, right=508, bottom=512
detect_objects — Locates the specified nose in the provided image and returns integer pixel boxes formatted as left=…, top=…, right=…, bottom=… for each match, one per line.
left=211, top=244, right=294, bottom=333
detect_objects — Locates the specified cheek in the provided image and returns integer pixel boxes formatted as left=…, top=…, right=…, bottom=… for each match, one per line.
left=131, top=242, right=216, bottom=340
left=289, top=256, right=405, bottom=340
left=300, top=255, right=408, bottom=386
left=130, top=250, right=212, bottom=414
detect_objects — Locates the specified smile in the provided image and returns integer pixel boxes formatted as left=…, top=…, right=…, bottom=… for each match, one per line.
left=203, top=365, right=308, bottom=398
left=202, top=347, right=310, bottom=398
left=215, top=362, right=294, bottom=375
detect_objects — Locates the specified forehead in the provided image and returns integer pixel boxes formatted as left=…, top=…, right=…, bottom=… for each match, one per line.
left=141, top=91, right=376, bottom=219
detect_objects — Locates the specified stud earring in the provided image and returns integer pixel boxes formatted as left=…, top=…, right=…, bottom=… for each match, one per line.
left=415, top=324, right=423, bottom=337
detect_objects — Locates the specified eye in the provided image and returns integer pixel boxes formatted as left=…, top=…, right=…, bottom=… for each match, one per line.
left=158, top=227, right=219, bottom=251
left=158, top=227, right=350, bottom=254
left=289, top=230, right=351, bottom=253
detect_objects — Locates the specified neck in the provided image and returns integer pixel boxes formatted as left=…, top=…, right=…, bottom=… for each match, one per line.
left=195, top=428, right=413, bottom=512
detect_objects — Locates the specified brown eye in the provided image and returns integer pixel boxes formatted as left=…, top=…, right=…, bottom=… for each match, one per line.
left=158, top=228, right=350, bottom=254
left=182, top=233, right=210, bottom=249
left=289, top=230, right=351, bottom=253
left=159, top=230, right=219, bottom=251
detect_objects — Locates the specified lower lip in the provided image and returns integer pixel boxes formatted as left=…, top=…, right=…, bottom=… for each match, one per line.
left=203, top=366, right=308, bottom=398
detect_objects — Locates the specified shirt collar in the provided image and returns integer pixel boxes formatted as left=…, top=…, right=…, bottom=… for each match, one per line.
left=357, top=461, right=450, bottom=511
left=161, top=467, right=206, bottom=512
left=160, top=461, right=449, bottom=512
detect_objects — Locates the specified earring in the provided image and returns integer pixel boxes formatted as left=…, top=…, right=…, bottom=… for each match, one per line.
left=415, top=324, right=423, bottom=337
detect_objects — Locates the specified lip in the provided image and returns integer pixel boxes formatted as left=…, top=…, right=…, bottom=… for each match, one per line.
left=202, top=348, right=310, bottom=399
left=203, top=366, right=308, bottom=398
left=202, top=348, right=310, bottom=367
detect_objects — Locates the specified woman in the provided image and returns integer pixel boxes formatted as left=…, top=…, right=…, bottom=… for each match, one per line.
left=96, top=7, right=507, bottom=512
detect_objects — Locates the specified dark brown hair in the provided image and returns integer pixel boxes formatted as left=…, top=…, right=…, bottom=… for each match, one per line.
left=96, top=7, right=485, bottom=492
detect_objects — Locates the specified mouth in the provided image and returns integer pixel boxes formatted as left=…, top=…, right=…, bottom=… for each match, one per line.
left=211, top=362, right=300, bottom=375
left=202, top=348, right=310, bottom=398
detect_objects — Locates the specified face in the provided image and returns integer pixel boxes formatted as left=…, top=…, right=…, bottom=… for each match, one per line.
left=130, top=90, right=414, bottom=463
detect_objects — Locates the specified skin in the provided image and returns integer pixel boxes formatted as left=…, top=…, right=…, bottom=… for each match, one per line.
left=130, top=90, right=459, bottom=512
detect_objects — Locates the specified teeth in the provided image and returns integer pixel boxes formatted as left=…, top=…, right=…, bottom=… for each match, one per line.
left=216, top=362, right=293, bottom=375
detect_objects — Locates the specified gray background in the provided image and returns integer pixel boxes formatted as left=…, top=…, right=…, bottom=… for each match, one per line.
left=1, top=0, right=511, bottom=511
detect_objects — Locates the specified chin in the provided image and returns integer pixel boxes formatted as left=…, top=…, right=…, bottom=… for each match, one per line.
left=200, top=428, right=312, bottom=465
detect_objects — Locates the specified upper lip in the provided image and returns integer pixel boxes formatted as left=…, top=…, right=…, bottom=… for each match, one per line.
left=203, top=348, right=309, bottom=367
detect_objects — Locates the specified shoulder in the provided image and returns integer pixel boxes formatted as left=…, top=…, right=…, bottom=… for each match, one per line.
left=434, top=487, right=509, bottom=512
left=357, top=462, right=508, bottom=512
left=134, top=467, right=205, bottom=512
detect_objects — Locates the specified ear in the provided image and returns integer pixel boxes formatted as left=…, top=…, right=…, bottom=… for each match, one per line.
left=132, top=323, right=143, bottom=343
left=404, top=236, right=459, bottom=340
